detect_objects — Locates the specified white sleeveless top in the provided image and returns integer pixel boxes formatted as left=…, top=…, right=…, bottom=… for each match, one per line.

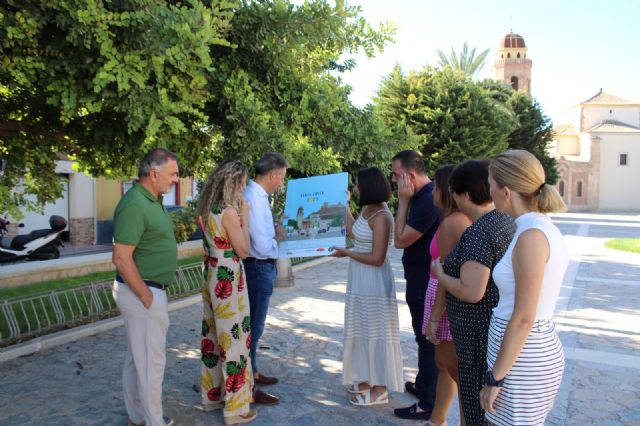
left=492, top=211, right=569, bottom=320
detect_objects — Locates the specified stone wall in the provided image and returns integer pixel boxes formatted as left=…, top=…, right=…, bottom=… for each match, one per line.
left=69, top=218, right=95, bottom=245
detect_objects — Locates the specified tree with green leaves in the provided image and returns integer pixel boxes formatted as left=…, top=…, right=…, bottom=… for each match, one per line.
left=203, top=0, right=396, bottom=178
left=505, top=91, right=558, bottom=184
left=1, top=0, right=397, bottom=220
left=374, top=65, right=515, bottom=173
left=436, top=42, right=490, bottom=78
left=0, top=0, right=235, bottom=217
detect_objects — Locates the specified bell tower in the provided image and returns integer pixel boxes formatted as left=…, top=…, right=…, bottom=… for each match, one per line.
left=494, top=32, right=532, bottom=95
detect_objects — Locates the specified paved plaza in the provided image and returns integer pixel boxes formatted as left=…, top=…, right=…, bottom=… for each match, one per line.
left=0, top=213, right=639, bottom=425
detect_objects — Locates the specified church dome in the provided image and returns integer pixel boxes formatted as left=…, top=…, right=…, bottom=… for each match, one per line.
left=501, top=33, right=526, bottom=49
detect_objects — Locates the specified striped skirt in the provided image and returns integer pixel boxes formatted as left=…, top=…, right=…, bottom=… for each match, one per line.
left=486, top=316, right=564, bottom=426
left=342, top=256, right=404, bottom=392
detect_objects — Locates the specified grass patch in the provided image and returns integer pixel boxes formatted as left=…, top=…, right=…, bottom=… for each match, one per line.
left=604, top=238, right=640, bottom=254
left=0, top=255, right=203, bottom=300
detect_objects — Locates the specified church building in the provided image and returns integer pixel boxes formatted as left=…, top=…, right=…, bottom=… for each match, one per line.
left=551, top=90, right=640, bottom=211
left=493, top=32, right=640, bottom=212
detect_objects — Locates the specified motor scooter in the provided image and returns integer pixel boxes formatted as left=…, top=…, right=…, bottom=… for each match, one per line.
left=0, top=215, right=67, bottom=262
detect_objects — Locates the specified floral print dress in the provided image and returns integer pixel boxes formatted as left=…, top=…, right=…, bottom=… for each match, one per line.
left=200, top=205, right=253, bottom=417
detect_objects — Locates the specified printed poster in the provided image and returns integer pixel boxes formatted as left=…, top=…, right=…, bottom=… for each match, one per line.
left=278, top=172, right=348, bottom=258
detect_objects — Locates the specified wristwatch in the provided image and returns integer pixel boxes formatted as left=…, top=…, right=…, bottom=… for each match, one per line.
left=484, top=370, right=505, bottom=387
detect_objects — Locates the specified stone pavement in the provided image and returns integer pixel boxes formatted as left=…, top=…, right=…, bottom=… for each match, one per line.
left=0, top=212, right=639, bottom=425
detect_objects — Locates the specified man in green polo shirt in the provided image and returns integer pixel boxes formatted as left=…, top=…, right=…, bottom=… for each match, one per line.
left=112, top=148, right=179, bottom=426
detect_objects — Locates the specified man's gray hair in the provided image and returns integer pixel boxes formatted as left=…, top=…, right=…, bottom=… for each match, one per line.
left=138, top=148, right=178, bottom=177
left=255, top=152, right=287, bottom=176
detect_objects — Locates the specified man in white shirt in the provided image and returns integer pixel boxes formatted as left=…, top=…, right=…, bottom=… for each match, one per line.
left=243, top=152, right=287, bottom=403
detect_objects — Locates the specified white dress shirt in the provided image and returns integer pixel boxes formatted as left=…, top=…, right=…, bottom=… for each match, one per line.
left=243, top=180, right=278, bottom=259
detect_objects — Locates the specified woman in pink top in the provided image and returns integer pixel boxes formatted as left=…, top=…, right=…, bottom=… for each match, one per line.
left=422, top=164, right=472, bottom=426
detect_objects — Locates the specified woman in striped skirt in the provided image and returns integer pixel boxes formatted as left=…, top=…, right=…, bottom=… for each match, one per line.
left=481, top=150, right=570, bottom=425
left=331, top=167, right=404, bottom=406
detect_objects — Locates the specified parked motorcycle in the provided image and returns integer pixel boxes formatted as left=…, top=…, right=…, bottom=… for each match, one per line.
left=0, top=215, right=67, bottom=262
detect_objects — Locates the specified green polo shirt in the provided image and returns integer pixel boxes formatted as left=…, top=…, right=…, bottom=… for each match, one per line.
left=113, top=182, right=177, bottom=286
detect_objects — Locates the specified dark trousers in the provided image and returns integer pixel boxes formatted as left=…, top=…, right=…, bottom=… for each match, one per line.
left=243, top=260, right=277, bottom=375
left=404, top=263, right=437, bottom=411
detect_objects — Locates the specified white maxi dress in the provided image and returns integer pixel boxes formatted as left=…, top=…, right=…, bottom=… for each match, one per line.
left=342, top=210, right=404, bottom=391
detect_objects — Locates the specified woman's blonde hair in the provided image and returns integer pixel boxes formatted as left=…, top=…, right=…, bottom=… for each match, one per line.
left=197, top=160, right=248, bottom=218
left=489, top=149, right=566, bottom=213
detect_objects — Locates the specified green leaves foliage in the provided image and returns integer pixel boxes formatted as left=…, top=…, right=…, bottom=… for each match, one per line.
left=436, top=42, right=490, bottom=78
left=203, top=0, right=396, bottom=178
left=1, top=0, right=396, bottom=217
left=375, top=65, right=557, bottom=182
left=375, top=66, right=515, bottom=172
left=505, top=91, right=558, bottom=184
left=1, top=0, right=235, bottom=214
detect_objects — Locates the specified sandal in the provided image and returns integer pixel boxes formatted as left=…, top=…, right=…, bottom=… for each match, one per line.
left=224, top=409, right=257, bottom=425
left=347, top=381, right=371, bottom=394
left=349, top=388, right=389, bottom=406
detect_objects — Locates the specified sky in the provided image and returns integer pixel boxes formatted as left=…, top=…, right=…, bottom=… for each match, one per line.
left=335, top=0, right=640, bottom=125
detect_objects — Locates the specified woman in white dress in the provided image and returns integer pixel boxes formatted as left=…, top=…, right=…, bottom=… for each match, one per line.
left=480, top=150, right=569, bottom=425
left=331, top=167, right=404, bottom=406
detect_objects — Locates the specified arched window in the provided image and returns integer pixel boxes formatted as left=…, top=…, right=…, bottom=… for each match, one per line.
left=510, top=76, right=519, bottom=90
left=501, top=53, right=504, bottom=59
left=517, top=52, right=521, bottom=58
left=576, top=181, right=583, bottom=197
left=559, top=181, right=565, bottom=197
left=507, top=52, right=511, bottom=58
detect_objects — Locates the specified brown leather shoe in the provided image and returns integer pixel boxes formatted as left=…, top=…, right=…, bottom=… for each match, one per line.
left=254, top=373, right=279, bottom=385
left=253, top=389, right=279, bottom=405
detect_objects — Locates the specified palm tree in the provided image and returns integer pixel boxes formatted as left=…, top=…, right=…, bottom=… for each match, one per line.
left=436, top=42, right=490, bottom=78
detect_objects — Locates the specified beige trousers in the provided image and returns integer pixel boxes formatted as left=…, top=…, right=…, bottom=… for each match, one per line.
left=113, top=281, right=169, bottom=426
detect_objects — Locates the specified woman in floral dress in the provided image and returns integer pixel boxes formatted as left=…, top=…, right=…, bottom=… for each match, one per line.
left=197, top=160, right=256, bottom=425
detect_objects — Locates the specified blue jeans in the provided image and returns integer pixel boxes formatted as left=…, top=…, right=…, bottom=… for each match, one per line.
left=243, top=260, right=277, bottom=374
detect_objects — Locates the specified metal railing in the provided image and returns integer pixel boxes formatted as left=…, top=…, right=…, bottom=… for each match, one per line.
left=0, top=257, right=312, bottom=348
left=0, top=263, right=203, bottom=347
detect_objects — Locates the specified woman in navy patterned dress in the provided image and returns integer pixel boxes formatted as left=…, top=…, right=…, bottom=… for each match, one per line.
left=431, top=160, right=515, bottom=426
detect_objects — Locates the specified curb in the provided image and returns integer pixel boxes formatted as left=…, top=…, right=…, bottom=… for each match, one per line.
left=0, top=257, right=335, bottom=363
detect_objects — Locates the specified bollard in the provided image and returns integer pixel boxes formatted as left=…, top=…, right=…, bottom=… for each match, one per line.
left=274, top=258, right=295, bottom=288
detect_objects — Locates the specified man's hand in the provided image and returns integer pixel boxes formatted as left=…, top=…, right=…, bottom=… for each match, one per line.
left=275, top=224, right=287, bottom=242
left=113, top=243, right=154, bottom=310
left=397, top=173, right=415, bottom=202
left=140, top=290, right=154, bottom=309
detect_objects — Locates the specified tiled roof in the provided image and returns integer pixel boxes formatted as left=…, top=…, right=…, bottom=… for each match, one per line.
left=582, top=90, right=636, bottom=105
left=501, top=33, right=526, bottom=49
left=589, top=120, right=640, bottom=132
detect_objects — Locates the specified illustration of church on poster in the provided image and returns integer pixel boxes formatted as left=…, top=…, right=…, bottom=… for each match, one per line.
left=278, top=172, right=348, bottom=258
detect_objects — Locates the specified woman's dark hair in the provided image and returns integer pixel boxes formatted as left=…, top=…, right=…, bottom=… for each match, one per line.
left=433, top=164, right=457, bottom=214
left=449, top=159, right=492, bottom=205
left=356, top=167, right=391, bottom=206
